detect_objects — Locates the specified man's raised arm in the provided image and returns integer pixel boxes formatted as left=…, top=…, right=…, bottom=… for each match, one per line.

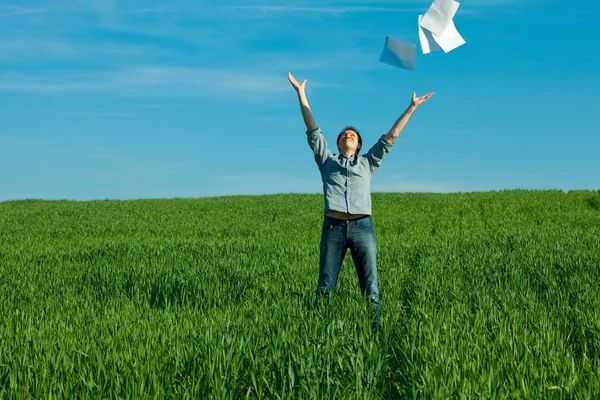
left=289, top=72, right=332, bottom=169
left=384, top=91, right=434, bottom=145
left=288, top=72, right=317, bottom=132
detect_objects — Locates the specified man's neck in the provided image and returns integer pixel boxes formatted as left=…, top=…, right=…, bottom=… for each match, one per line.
left=340, top=150, right=356, bottom=159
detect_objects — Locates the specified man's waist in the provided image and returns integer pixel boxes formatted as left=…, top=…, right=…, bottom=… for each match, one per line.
left=325, top=210, right=370, bottom=220
left=324, top=194, right=372, bottom=216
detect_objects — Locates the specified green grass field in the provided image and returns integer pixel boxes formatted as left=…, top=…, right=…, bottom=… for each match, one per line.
left=1, top=190, right=600, bottom=399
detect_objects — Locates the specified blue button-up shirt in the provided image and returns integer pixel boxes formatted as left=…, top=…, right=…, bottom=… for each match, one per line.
left=306, top=127, right=393, bottom=216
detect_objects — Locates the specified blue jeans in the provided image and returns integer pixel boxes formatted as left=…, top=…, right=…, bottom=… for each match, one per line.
left=316, top=215, right=380, bottom=327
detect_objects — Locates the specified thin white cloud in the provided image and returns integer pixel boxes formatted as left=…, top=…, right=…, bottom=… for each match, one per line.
left=137, top=104, right=165, bottom=109
left=49, top=110, right=140, bottom=117
left=224, top=0, right=529, bottom=16
left=0, top=66, right=335, bottom=102
left=0, top=38, right=77, bottom=60
left=227, top=5, right=422, bottom=14
left=83, top=150, right=128, bottom=160
left=136, top=8, right=170, bottom=14
left=0, top=7, right=46, bottom=18
left=0, top=1, right=95, bottom=18
left=89, top=0, right=117, bottom=15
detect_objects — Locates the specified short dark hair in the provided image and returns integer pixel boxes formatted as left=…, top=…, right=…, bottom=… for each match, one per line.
left=336, top=126, right=363, bottom=155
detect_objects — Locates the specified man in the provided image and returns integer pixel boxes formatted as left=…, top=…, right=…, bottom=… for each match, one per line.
left=288, top=72, right=433, bottom=333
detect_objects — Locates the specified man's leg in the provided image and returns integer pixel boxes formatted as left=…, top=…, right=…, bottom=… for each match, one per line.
left=348, top=216, right=381, bottom=331
left=316, top=217, right=347, bottom=301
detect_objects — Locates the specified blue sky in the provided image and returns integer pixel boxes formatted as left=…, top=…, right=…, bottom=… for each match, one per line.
left=1, top=0, right=598, bottom=201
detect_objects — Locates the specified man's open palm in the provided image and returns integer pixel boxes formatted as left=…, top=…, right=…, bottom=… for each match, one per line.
left=288, top=72, right=306, bottom=92
left=412, top=92, right=435, bottom=107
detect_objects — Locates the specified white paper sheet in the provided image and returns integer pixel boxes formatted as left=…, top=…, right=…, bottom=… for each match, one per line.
left=418, top=15, right=441, bottom=54
left=378, top=36, right=416, bottom=71
left=431, top=17, right=465, bottom=53
left=419, top=0, right=459, bottom=37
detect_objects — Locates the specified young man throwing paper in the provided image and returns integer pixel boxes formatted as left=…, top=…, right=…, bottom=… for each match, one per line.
left=288, top=72, right=433, bottom=333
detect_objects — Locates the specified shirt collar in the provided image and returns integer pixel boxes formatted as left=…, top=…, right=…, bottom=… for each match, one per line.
left=338, top=153, right=358, bottom=161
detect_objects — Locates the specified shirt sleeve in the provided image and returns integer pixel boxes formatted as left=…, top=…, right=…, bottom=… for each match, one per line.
left=306, top=127, right=333, bottom=170
left=363, top=135, right=393, bottom=174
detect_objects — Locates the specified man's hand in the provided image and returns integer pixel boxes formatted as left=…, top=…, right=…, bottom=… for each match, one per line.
left=288, top=72, right=307, bottom=93
left=411, top=92, right=435, bottom=107
left=384, top=91, right=434, bottom=144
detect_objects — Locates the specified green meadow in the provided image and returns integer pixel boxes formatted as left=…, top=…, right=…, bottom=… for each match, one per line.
left=1, top=190, right=600, bottom=399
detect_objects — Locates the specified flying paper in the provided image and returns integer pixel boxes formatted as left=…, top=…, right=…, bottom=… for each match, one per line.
left=378, top=36, right=416, bottom=71
left=419, top=14, right=465, bottom=54
left=431, top=18, right=465, bottom=53
left=419, top=0, right=459, bottom=37
left=418, top=15, right=441, bottom=54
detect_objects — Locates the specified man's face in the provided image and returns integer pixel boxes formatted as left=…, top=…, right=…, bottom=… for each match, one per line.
left=338, top=129, right=360, bottom=154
